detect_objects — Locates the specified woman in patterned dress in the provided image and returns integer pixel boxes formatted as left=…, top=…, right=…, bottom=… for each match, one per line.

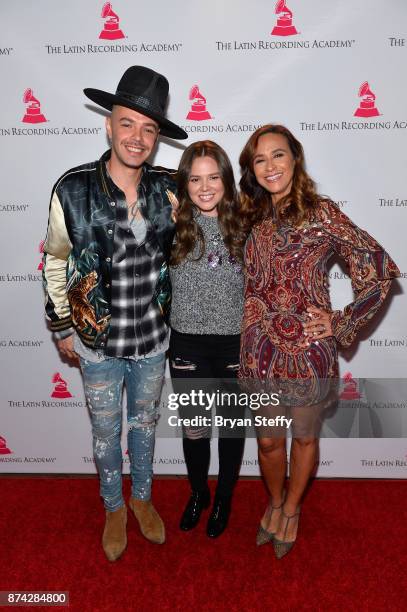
left=239, top=124, right=400, bottom=558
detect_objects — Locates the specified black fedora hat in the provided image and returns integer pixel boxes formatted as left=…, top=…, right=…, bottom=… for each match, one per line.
left=84, top=65, right=187, bottom=140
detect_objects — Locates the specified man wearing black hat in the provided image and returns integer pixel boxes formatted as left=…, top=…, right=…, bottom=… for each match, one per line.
left=42, top=66, right=187, bottom=561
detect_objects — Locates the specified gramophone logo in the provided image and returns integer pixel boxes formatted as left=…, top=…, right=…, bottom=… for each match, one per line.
left=271, top=0, right=298, bottom=37
left=0, top=435, right=12, bottom=455
left=339, top=372, right=361, bottom=400
left=354, top=82, right=380, bottom=117
left=51, top=373, right=73, bottom=399
left=186, top=85, right=212, bottom=121
left=22, top=88, right=47, bottom=124
left=99, top=2, right=125, bottom=40
left=37, top=240, right=45, bottom=271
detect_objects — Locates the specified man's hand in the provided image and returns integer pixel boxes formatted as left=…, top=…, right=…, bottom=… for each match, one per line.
left=57, top=335, right=78, bottom=361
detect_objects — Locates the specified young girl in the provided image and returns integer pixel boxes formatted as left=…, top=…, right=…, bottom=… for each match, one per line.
left=169, top=140, right=246, bottom=538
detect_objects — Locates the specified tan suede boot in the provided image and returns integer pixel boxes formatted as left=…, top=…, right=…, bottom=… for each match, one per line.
left=102, top=505, right=127, bottom=561
left=129, top=498, right=165, bottom=544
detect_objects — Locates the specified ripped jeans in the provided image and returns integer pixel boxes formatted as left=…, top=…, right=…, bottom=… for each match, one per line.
left=80, top=353, right=165, bottom=511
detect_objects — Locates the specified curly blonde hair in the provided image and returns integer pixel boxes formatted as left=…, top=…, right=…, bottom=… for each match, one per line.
left=239, top=124, right=322, bottom=229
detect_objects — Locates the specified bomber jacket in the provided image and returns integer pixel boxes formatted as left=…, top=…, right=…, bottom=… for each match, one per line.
left=43, top=149, right=177, bottom=350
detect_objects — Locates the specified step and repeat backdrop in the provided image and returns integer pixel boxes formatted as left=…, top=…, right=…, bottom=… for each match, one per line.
left=1, top=0, right=406, bottom=477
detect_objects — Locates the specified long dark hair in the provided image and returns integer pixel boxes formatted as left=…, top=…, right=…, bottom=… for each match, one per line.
left=170, top=140, right=246, bottom=266
left=239, top=124, right=322, bottom=229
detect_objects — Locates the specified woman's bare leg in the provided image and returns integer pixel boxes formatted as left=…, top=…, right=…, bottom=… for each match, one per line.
left=274, top=399, right=324, bottom=541
left=274, top=436, right=318, bottom=541
left=257, top=436, right=287, bottom=533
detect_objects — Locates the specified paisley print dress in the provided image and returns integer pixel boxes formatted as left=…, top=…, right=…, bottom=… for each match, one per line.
left=240, top=200, right=400, bottom=406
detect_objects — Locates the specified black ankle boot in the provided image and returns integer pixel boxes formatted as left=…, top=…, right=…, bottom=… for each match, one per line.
left=206, top=496, right=231, bottom=538
left=180, top=489, right=211, bottom=531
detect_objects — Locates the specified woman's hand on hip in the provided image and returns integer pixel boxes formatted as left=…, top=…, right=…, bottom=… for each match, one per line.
left=303, top=306, right=333, bottom=341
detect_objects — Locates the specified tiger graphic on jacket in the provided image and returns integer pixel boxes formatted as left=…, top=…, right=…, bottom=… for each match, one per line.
left=69, top=271, right=109, bottom=333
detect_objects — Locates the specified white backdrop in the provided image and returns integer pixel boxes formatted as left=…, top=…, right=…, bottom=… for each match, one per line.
left=1, top=0, right=406, bottom=477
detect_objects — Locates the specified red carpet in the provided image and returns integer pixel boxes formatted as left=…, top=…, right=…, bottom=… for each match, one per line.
left=0, top=478, right=406, bottom=611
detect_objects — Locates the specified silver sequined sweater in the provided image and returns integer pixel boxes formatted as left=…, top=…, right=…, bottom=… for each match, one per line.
left=169, top=214, right=244, bottom=335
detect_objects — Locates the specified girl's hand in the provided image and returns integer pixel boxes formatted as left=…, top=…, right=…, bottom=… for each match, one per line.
left=166, top=189, right=179, bottom=222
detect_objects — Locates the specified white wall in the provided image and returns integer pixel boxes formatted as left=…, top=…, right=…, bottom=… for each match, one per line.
left=1, top=0, right=406, bottom=477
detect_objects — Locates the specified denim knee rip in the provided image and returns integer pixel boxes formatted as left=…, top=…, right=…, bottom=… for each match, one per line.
left=128, top=398, right=159, bottom=430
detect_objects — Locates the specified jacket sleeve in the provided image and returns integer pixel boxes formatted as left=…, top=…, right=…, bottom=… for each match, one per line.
left=319, top=200, right=400, bottom=348
left=42, top=189, right=73, bottom=333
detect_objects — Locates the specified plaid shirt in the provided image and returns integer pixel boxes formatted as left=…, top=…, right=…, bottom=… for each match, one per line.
left=104, top=170, right=168, bottom=358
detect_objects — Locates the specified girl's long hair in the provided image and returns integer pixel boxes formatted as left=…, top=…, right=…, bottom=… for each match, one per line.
left=239, top=124, right=321, bottom=229
left=170, top=140, right=246, bottom=266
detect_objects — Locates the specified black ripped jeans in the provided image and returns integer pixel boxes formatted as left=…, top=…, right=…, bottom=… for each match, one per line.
left=169, top=329, right=245, bottom=499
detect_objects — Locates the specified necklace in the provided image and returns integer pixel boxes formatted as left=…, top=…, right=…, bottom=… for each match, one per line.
left=197, top=215, right=241, bottom=272
left=128, top=199, right=141, bottom=223
left=207, top=229, right=223, bottom=268
left=202, top=223, right=241, bottom=272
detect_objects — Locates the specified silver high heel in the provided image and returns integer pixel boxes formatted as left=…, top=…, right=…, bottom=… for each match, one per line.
left=273, top=507, right=300, bottom=559
left=256, top=499, right=285, bottom=546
